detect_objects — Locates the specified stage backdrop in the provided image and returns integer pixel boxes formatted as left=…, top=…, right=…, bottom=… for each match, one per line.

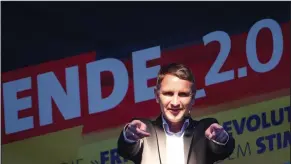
left=2, top=18, right=290, bottom=164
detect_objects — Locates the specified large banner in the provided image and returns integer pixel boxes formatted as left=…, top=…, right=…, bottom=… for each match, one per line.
left=2, top=18, right=290, bottom=164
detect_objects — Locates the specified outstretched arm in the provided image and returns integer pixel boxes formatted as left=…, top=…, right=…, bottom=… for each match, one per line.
left=117, top=120, right=150, bottom=163
left=117, top=126, right=143, bottom=161
left=204, top=118, right=235, bottom=161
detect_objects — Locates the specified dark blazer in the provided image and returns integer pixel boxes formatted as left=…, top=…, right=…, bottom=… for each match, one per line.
left=117, top=116, right=235, bottom=164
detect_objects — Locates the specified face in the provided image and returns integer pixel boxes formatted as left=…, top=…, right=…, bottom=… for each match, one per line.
left=155, top=74, right=195, bottom=123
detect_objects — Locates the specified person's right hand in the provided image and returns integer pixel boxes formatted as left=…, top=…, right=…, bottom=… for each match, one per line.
left=125, top=120, right=151, bottom=141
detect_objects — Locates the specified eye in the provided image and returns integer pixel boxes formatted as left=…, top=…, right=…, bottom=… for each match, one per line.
left=179, top=92, right=191, bottom=97
left=162, top=91, right=174, bottom=96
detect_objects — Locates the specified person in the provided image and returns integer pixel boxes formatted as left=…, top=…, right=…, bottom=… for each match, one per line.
left=117, top=63, right=235, bottom=164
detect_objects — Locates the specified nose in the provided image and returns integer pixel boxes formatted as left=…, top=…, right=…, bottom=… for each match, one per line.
left=170, top=95, right=180, bottom=108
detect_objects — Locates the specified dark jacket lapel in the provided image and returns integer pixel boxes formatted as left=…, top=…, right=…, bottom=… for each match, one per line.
left=183, top=117, right=198, bottom=164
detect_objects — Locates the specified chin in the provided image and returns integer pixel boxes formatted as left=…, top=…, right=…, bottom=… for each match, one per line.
left=166, top=114, right=184, bottom=123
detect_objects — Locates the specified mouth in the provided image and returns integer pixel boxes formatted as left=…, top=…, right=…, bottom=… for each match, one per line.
left=168, top=108, right=182, bottom=115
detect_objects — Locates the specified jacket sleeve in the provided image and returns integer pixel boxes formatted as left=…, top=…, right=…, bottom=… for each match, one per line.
left=117, top=129, right=143, bottom=162
left=204, top=118, right=235, bottom=161
left=117, top=118, right=148, bottom=163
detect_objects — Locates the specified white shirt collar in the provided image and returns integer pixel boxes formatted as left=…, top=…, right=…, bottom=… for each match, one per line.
left=162, top=115, right=190, bottom=137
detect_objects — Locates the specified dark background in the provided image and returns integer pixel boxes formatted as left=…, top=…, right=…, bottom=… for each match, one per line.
left=1, top=1, right=290, bottom=72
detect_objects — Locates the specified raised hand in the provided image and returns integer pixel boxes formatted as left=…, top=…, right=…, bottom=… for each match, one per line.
left=125, top=120, right=151, bottom=141
left=205, top=123, right=228, bottom=143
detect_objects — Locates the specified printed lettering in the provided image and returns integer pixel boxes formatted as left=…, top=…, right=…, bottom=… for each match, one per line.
left=38, top=66, right=81, bottom=126
left=132, top=46, right=161, bottom=103
left=246, top=114, right=260, bottom=132
left=3, top=77, right=34, bottom=134
left=232, top=118, right=246, bottom=135
left=237, top=142, right=251, bottom=158
left=86, top=58, right=129, bottom=114
left=261, top=112, right=271, bottom=129
left=100, top=150, right=110, bottom=164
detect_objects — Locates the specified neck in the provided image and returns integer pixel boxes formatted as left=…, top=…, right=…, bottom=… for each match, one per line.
left=169, top=122, right=183, bottom=133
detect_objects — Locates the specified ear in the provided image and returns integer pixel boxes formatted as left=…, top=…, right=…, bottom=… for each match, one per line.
left=154, top=87, right=159, bottom=103
left=190, top=93, right=196, bottom=106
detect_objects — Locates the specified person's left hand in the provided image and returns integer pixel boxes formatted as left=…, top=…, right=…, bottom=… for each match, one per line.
left=205, top=123, right=228, bottom=143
